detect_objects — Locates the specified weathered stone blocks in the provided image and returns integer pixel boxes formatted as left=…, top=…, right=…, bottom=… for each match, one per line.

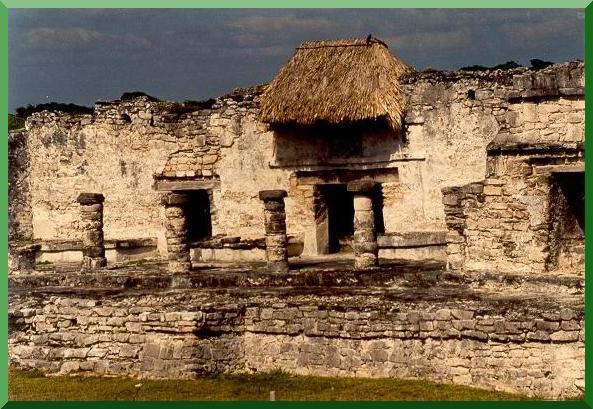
left=8, top=288, right=584, bottom=398
left=76, top=193, right=106, bottom=269
left=259, top=190, right=289, bottom=272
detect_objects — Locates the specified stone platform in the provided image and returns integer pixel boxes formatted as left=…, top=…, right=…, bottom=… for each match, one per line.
left=8, top=259, right=585, bottom=399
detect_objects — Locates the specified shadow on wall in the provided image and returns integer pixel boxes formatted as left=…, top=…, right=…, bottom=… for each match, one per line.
left=272, top=120, right=402, bottom=167
left=548, top=171, right=585, bottom=271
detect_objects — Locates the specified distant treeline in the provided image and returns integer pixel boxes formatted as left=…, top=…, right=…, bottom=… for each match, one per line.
left=14, top=102, right=94, bottom=119
left=459, top=59, right=554, bottom=72
left=12, top=91, right=161, bottom=119
left=12, top=91, right=218, bottom=120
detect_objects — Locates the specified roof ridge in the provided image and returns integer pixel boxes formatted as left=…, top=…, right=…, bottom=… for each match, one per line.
left=298, top=37, right=388, bottom=50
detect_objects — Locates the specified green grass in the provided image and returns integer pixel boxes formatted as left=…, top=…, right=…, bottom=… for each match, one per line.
left=8, top=368, right=532, bottom=401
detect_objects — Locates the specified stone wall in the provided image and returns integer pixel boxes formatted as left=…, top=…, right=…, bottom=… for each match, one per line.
left=15, top=61, right=584, bottom=260
left=443, top=151, right=584, bottom=274
left=8, top=130, right=32, bottom=242
left=443, top=138, right=583, bottom=273
left=441, top=61, right=585, bottom=274
left=9, top=272, right=584, bottom=398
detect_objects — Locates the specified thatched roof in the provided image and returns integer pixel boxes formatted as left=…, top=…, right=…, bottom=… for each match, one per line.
left=259, top=37, right=412, bottom=130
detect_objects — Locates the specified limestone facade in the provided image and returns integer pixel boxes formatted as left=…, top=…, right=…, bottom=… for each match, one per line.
left=7, top=60, right=585, bottom=398
left=10, top=61, right=583, bottom=267
left=441, top=65, right=585, bottom=274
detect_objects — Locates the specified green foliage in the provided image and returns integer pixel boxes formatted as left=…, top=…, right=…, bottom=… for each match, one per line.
left=8, top=114, right=25, bottom=130
left=459, top=61, right=522, bottom=72
left=458, top=59, right=556, bottom=72
left=492, top=61, right=522, bottom=70
left=9, top=368, right=532, bottom=401
left=120, top=91, right=160, bottom=102
left=15, top=103, right=93, bottom=118
left=530, top=59, right=554, bottom=70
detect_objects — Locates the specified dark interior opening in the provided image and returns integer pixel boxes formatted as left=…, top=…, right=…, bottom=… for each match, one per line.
left=322, top=184, right=354, bottom=253
left=467, top=90, right=476, bottom=100
left=315, top=182, right=386, bottom=254
left=185, top=190, right=212, bottom=242
left=548, top=172, right=584, bottom=270
left=553, top=172, right=585, bottom=230
left=370, top=184, right=386, bottom=234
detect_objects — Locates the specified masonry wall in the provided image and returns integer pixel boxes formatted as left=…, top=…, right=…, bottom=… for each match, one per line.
left=443, top=153, right=585, bottom=274
left=8, top=130, right=32, bottom=242
left=15, top=80, right=502, bottom=257
left=441, top=71, right=585, bottom=274
left=9, top=283, right=584, bottom=399
left=15, top=62, right=584, bottom=259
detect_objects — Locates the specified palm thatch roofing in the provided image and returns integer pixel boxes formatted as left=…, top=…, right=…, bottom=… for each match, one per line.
left=259, top=37, right=412, bottom=131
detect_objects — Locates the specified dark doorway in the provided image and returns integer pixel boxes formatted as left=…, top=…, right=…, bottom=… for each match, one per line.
left=326, top=184, right=354, bottom=253
left=370, top=184, right=386, bottom=234
left=185, top=190, right=212, bottom=242
left=314, top=182, right=386, bottom=255
left=548, top=172, right=584, bottom=270
left=315, top=184, right=354, bottom=254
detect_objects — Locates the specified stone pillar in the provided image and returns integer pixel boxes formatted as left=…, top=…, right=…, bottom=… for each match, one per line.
left=347, top=181, right=379, bottom=269
left=162, top=192, right=191, bottom=273
left=76, top=193, right=107, bottom=269
left=259, top=190, right=289, bottom=273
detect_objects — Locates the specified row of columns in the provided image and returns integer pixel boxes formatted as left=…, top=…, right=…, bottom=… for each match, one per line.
left=76, top=182, right=380, bottom=272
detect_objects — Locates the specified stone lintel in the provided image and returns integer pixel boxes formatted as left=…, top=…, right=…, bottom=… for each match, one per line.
left=77, top=193, right=105, bottom=205
left=535, top=164, right=585, bottom=175
left=154, top=179, right=221, bottom=192
left=10, top=243, right=42, bottom=254
left=259, top=189, right=288, bottom=202
left=347, top=180, right=378, bottom=194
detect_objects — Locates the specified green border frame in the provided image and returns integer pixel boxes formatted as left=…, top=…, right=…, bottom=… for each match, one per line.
left=0, top=1, right=591, bottom=7
left=1, top=2, right=591, bottom=408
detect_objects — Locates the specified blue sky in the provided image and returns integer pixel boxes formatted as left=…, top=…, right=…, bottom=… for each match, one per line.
left=8, top=9, right=584, bottom=112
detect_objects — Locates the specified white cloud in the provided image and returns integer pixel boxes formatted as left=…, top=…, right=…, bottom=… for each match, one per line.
left=384, top=29, right=470, bottom=51
left=499, top=18, right=581, bottom=43
left=228, top=15, right=336, bottom=33
left=23, top=27, right=151, bottom=50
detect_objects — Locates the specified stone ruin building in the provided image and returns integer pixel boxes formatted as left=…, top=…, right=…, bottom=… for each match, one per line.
left=8, top=37, right=585, bottom=399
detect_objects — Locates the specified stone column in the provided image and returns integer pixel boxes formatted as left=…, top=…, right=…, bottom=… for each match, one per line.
left=77, top=193, right=107, bottom=269
left=347, top=181, right=379, bottom=269
left=259, top=190, right=289, bottom=273
left=162, top=192, right=191, bottom=273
